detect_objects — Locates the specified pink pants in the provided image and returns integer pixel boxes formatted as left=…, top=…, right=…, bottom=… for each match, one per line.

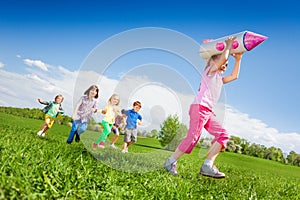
left=178, top=104, right=229, bottom=154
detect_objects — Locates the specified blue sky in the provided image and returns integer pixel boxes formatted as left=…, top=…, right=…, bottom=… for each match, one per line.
left=1, top=0, right=300, bottom=153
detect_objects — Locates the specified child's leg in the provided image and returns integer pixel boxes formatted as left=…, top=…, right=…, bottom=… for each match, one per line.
left=111, top=128, right=119, bottom=145
left=122, top=142, right=128, bottom=151
left=77, top=122, right=88, bottom=135
left=44, top=117, right=54, bottom=133
left=126, top=129, right=137, bottom=148
left=75, top=122, right=87, bottom=142
left=95, top=120, right=113, bottom=144
left=199, top=114, right=228, bottom=178
left=126, top=141, right=133, bottom=147
left=164, top=105, right=211, bottom=175
left=176, top=105, right=211, bottom=156
left=39, top=123, right=48, bottom=132
left=170, top=148, right=184, bottom=161
left=206, top=142, right=222, bottom=162
left=67, top=120, right=80, bottom=143
left=200, top=139, right=226, bottom=178
left=37, top=123, right=48, bottom=136
left=38, top=115, right=54, bottom=136
left=204, top=115, right=229, bottom=163
left=111, top=135, right=119, bottom=144
left=122, top=128, right=131, bottom=151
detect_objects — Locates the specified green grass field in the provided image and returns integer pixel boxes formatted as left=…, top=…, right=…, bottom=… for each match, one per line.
left=0, top=112, right=299, bottom=199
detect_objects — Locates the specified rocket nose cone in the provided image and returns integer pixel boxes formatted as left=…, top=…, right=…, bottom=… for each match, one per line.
left=244, top=31, right=268, bottom=51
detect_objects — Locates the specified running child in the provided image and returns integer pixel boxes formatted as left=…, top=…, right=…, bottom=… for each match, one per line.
left=93, top=94, right=120, bottom=149
left=164, top=36, right=243, bottom=178
left=37, top=94, right=64, bottom=137
left=121, top=101, right=143, bottom=153
left=66, top=85, right=99, bottom=144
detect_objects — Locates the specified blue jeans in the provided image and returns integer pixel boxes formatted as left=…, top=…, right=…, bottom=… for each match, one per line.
left=66, top=120, right=88, bottom=143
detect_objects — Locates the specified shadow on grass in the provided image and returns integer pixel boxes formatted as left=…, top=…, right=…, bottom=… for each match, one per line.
left=135, top=143, right=177, bottom=153
left=134, top=143, right=164, bottom=150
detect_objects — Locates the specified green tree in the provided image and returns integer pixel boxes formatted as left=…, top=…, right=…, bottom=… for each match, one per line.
left=226, top=140, right=236, bottom=152
left=293, top=155, right=300, bottom=166
left=159, top=115, right=186, bottom=151
left=264, top=146, right=282, bottom=161
left=255, top=144, right=267, bottom=158
left=264, top=151, right=274, bottom=160
left=275, top=148, right=284, bottom=163
left=145, top=129, right=159, bottom=138
left=150, top=129, right=158, bottom=138
left=287, top=151, right=298, bottom=165
left=245, top=143, right=257, bottom=157
left=234, top=144, right=242, bottom=154
left=230, top=136, right=241, bottom=145
left=240, top=138, right=250, bottom=155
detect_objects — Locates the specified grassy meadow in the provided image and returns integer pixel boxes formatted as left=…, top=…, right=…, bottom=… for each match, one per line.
left=0, top=112, right=299, bottom=199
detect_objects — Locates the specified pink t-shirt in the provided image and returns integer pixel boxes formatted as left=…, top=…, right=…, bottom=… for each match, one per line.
left=193, top=65, right=223, bottom=110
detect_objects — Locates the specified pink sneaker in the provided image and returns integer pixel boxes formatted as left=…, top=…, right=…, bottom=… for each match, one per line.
left=98, top=142, right=105, bottom=148
left=164, top=159, right=178, bottom=176
left=200, top=164, right=225, bottom=178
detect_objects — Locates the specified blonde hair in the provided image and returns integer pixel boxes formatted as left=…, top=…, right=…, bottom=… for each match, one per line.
left=108, top=94, right=120, bottom=106
left=84, top=85, right=99, bottom=99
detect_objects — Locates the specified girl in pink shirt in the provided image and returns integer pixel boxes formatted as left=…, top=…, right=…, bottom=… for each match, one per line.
left=164, top=36, right=243, bottom=178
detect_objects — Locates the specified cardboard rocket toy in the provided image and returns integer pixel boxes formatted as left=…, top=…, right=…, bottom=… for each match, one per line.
left=199, top=31, right=267, bottom=59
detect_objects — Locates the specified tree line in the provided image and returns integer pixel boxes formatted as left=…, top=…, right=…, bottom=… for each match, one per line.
left=0, top=106, right=71, bottom=126
left=225, top=135, right=300, bottom=167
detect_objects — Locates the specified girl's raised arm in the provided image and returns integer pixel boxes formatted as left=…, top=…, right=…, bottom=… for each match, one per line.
left=223, top=52, right=243, bottom=84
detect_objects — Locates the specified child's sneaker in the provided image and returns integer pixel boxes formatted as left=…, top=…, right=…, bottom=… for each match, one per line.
left=200, top=164, right=225, bottom=178
left=121, top=149, right=126, bottom=153
left=98, top=142, right=105, bottom=148
left=110, top=143, right=116, bottom=149
left=125, top=147, right=128, bottom=152
left=164, top=159, right=178, bottom=176
left=92, top=143, right=97, bottom=150
left=37, top=131, right=45, bottom=137
left=75, top=134, right=80, bottom=142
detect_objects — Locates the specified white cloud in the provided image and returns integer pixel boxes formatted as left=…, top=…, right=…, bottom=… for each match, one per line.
left=0, top=62, right=4, bottom=68
left=224, top=105, right=300, bottom=154
left=0, top=66, right=74, bottom=116
left=95, top=73, right=194, bottom=131
left=0, top=85, right=17, bottom=96
left=23, top=59, right=48, bottom=71
left=16, top=55, right=21, bottom=58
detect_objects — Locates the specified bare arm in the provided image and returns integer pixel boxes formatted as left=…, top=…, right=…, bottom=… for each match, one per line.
left=58, top=105, right=64, bottom=114
left=72, top=103, right=80, bottom=120
left=223, top=53, right=243, bottom=84
left=137, top=119, right=143, bottom=125
left=91, top=102, right=98, bottom=113
left=37, top=98, right=48, bottom=105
